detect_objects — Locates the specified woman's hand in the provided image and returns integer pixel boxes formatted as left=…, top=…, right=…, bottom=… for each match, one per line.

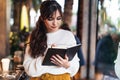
left=50, top=54, right=70, bottom=69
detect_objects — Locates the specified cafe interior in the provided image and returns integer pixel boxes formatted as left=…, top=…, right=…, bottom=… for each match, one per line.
left=0, top=0, right=120, bottom=80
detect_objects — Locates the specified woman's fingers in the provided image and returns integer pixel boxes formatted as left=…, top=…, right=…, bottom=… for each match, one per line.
left=65, top=54, right=69, bottom=61
left=50, top=54, right=70, bottom=68
left=51, top=55, right=63, bottom=66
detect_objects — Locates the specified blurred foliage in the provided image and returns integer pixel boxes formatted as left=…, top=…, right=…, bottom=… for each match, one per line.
left=11, top=0, right=42, bottom=12
left=9, top=27, right=29, bottom=57
left=117, top=18, right=120, bottom=29
left=104, top=17, right=114, bottom=27
left=9, top=32, right=21, bottom=56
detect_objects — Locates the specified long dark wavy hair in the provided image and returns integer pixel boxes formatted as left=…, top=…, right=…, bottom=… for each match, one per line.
left=29, top=1, right=63, bottom=58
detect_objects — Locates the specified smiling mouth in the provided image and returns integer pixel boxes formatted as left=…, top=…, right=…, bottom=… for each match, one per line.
left=51, top=26, right=57, bottom=28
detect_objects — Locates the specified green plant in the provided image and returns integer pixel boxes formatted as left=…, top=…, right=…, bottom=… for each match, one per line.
left=9, top=32, right=21, bottom=57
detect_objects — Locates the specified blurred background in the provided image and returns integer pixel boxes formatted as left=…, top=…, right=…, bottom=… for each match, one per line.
left=0, top=0, right=120, bottom=80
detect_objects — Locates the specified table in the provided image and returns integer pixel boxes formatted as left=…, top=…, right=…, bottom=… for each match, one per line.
left=0, top=70, right=25, bottom=80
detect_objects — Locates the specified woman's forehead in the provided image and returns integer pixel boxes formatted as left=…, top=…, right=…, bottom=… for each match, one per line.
left=49, top=10, right=61, bottom=17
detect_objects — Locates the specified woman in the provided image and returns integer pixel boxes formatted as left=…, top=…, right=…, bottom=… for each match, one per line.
left=23, top=1, right=79, bottom=80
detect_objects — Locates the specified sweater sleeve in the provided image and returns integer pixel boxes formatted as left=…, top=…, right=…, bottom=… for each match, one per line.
left=23, top=45, right=46, bottom=77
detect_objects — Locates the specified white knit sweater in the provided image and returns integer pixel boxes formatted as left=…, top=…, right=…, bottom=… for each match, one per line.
left=23, top=29, right=80, bottom=77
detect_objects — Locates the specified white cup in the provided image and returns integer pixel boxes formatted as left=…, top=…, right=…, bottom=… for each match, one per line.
left=1, top=58, right=10, bottom=72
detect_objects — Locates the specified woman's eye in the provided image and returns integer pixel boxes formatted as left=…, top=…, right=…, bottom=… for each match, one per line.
left=47, top=17, right=53, bottom=21
left=47, top=16, right=62, bottom=21
left=57, top=17, right=62, bottom=20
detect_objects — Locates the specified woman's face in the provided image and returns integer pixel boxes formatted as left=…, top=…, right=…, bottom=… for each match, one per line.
left=44, top=10, right=62, bottom=33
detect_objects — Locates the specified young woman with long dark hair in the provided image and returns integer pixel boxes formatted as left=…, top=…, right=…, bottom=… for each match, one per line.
left=23, top=1, right=79, bottom=80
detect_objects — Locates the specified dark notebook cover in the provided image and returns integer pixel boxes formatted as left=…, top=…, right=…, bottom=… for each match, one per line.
left=42, top=44, right=81, bottom=66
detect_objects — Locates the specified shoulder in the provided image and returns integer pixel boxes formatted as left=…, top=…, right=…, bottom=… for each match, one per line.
left=62, top=30, right=75, bottom=40
left=59, top=29, right=74, bottom=35
left=98, top=35, right=112, bottom=44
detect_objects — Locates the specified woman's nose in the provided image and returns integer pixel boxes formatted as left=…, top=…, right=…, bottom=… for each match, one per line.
left=53, top=19, right=57, bottom=26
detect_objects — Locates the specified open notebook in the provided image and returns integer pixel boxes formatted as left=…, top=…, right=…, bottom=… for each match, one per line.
left=42, top=44, right=81, bottom=66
